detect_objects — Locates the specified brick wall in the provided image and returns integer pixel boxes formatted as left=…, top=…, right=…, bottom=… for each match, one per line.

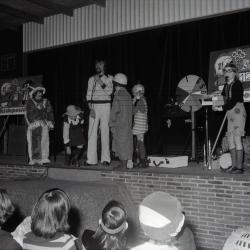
left=101, top=171, right=250, bottom=250
left=1, top=165, right=250, bottom=250
left=0, top=164, right=46, bottom=179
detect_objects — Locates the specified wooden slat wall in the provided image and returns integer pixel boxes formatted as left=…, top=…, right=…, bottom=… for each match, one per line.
left=23, top=0, right=250, bottom=52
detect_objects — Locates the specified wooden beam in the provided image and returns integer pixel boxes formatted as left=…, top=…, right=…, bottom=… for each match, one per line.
left=26, top=0, right=73, bottom=16
left=0, top=4, right=44, bottom=24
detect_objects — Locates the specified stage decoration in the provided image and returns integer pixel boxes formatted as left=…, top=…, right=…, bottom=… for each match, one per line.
left=176, top=75, right=207, bottom=161
left=0, top=75, right=43, bottom=116
left=208, top=45, right=250, bottom=101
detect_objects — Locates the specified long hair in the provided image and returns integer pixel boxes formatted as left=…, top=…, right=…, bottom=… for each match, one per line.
left=93, top=200, right=128, bottom=250
left=0, top=188, right=14, bottom=226
left=31, top=188, right=70, bottom=239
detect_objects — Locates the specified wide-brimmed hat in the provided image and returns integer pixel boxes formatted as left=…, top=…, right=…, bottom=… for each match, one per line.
left=64, top=105, right=82, bottom=116
left=139, top=191, right=185, bottom=242
left=29, top=82, right=46, bottom=98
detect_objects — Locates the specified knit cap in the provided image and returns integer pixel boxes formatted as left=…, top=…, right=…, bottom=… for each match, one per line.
left=139, top=191, right=185, bottom=241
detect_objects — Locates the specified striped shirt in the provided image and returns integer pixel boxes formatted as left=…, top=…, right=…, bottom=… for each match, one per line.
left=133, top=96, right=148, bottom=134
left=23, top=232, right=83, bottom=250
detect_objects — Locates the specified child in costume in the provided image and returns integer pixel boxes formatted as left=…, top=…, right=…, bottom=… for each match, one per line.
left=63, top=105, right=85, bottom=167
left=130, top=191, right=196, bottom=250
left=25, top=83, right=54, bottom=165
left=132, top=83, right=148, bottom=168
left=110, top=73, right=133, bottom=169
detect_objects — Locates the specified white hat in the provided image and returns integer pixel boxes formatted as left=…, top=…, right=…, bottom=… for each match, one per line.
left=113, top=73, right=127, bottom=85
left=64, top=105, right=82, bottom=116
left=139, top=191, right=185, bottom=241
left=29, top=85, right=46, bottom=98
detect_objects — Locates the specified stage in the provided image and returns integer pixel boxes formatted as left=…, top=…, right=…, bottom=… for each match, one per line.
left=0, top=153, right=250, bottom=177
left=1, top=154, right=250, bottom=250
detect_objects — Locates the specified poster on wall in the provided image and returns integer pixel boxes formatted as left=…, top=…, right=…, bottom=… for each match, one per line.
left=0, top=75, right=43, bottom=116
left=208, top=45, right=250, bottom=102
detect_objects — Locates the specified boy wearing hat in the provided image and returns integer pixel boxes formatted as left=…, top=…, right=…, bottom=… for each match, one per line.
left=110, top=73, right=133, bottom=169
left=131, top=191, right=196, bottom=250
left=63, top=105, right=85, bottom=167
left=25, top=83, right=54, bottom=165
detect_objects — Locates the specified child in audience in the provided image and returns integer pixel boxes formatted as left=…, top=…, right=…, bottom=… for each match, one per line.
left=20, top=188, right=84, bottom=250
left=0, top=188, right=21, bottom=250
left=130, top=191, right=196, bottom=250
left=81, top=200, right=128, bottom=250
left=63, top=105, right=86, bottom=167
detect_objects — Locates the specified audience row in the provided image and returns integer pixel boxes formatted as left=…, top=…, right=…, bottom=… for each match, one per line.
left=7, top=187, right=248, bottom=250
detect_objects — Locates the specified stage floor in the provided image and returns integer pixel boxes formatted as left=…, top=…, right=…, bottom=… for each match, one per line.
left=1, top=154, right=250, bottom=177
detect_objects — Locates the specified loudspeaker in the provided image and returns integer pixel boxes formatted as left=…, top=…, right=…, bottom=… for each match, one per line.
left=7, top=125, right=26, bottom=155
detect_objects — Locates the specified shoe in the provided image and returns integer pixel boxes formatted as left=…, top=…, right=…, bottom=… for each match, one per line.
left=28, top=160, right=35, bottom=166
left=84, top=161, right=97, bottom=166
left=222, top=165, right=234, bottom=173
left=102, top=161, right=110, bottom=167
left=228, top=166, right=244, bottom=174
left=41, top=159, right=51, bottom=164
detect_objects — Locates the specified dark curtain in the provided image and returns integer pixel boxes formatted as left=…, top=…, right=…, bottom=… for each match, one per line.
left=27, top=10, right=250, bottom=155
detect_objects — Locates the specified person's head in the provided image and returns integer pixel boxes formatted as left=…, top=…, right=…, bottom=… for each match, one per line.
left=0, top=188, right=14, bottom=226
left=94, top=200, right=128, bottom=250
left=64, top=105, right=82, bottom=120
left=113, top=73, right=128, bottom=91
left=139, top=191, right=185, bottom=244
left=132, top=83, right=145, bottom=99
left=30, top=86, right=46, bottom=101
left=95, top=60, right=106, bottom=75
left=223, top=62, right=238, bottom=82
left=31, top=188, right=70, bottom=239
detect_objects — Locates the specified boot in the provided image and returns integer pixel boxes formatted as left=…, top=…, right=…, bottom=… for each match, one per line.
left=137, top=158, right=149, bottom=168
left=136, top=140, right=149, bottom=168
left=73, top=148, right=83, bottom=167
left=230, top=149, right=244, bottom=174
left=133, top=136, right=140, bottom=166
left=225, top=148, right=236, bottom=173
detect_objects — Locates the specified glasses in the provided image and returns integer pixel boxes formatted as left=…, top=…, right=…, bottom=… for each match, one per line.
left=223, top=68, right=234, bottom=73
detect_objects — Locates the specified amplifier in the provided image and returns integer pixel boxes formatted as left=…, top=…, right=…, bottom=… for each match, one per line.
left=147, top=155, right=188, bottom=168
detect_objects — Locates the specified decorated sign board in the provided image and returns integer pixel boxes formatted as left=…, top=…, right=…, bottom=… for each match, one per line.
left=208, top=45, right=250, bottom=102
left=0, top=75, right=43, bottom=116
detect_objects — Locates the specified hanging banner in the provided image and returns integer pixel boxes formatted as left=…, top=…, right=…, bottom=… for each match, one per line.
left=0, top=75, right=43, bottom=116
left=208, top=45, right=250, bottom=101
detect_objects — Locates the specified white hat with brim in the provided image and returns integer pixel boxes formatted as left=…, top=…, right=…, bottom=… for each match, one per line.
left=30, top=87, right=46, bottom=98
left=139, top=191, right=185, bottom=242
left=64, top=105, right=82, bottom=117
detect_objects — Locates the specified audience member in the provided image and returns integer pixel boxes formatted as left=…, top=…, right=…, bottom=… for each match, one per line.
left=82, top=200, right=128, bottom=250
left=0, top=188, right=21, bottom=250
left=63, top=105, right=86, bottom=167
left=110, top=73, right=133, bottom=169
left=21, top=188, right=84, bottom=250
left=130, top=191, right=196, bottom=250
